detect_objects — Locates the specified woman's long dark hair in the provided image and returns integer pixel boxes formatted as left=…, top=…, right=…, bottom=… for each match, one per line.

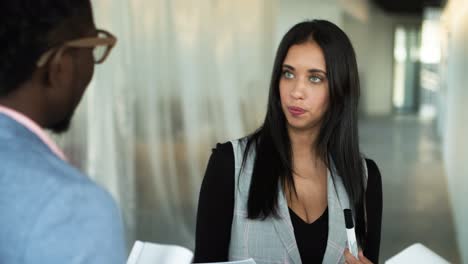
left=241, top=20, right=367, bottom=248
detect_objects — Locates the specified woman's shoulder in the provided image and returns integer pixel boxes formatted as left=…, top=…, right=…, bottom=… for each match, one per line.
left=207, top=141, right=235, bottom=172
left=201, top=142, right=235, bottom=193
left=212, top=141, right=234, bottom=157
left=213, top=136, right=252, bottom=156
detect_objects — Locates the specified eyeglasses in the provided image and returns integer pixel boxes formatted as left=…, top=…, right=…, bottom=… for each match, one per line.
left=36, top=29, right=117, bottom=67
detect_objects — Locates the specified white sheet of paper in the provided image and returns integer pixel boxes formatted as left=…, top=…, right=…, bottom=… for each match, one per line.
left=385, top=243, right=450, bottom=264
left=127, top=241, right=193, bottom=264
left=195, top=258, right=256, bottom=264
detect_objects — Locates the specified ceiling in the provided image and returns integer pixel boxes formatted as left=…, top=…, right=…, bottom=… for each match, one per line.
left=371, top=0, right=446, bottom=14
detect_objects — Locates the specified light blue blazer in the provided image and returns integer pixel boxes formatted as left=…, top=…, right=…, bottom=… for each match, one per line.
left=0, top=113, right=126, bottom=264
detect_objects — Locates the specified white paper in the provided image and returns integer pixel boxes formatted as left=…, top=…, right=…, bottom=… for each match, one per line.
left=385, top=243, right=450, bottom=264
left=195, top=258, right=256, bottom=264
left=127, top=241, right=194, bottom=264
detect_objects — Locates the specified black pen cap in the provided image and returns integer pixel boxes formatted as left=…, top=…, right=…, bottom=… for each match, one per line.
left=344, top=209, right=354, bottom=229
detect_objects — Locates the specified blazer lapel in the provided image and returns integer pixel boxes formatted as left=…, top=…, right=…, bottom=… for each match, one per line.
left=322, top=168, right=349, bottom=264
left=272, top=188, right=302, bottom=264
left=271, top=161, right=351, bottom=264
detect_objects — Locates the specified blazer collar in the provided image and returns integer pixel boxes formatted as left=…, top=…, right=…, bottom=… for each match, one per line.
left=272, top=163, right=350, bottom=264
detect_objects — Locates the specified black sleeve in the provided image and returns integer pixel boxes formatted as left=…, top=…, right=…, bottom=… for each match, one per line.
left=193, top=142, right=235, bottom=263
left=363, top=159, right=383, bottom=263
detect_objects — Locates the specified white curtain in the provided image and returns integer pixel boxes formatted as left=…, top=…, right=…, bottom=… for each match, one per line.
left=56, top=0, right=275, bottom=250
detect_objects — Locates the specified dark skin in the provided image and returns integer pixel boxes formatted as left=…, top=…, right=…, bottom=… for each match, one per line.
left=0, top=16, right=96, bottom=133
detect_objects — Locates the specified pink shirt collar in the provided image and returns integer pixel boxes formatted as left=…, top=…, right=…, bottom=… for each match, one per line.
left=0, top=105, right=67, bottom=161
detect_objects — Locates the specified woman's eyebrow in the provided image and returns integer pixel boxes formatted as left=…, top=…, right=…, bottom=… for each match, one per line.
left=282, top=64, right=326, bottom=75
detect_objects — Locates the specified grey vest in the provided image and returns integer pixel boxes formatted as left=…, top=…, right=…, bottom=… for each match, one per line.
left=228, top=138, right=367, bottom=264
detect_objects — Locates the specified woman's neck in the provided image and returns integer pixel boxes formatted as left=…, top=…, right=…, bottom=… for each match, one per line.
left=288, top=126, right=321, bottom=165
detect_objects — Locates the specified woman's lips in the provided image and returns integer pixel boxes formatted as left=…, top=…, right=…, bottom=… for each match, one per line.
left=287, top=106, right=306, bottom=116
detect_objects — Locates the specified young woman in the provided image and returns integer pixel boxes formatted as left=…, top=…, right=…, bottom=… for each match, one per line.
left=194, top=20, right=382, bottom=264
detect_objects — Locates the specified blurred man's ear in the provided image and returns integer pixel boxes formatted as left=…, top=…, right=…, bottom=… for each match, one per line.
left=44, top=51, right=75, bottom=98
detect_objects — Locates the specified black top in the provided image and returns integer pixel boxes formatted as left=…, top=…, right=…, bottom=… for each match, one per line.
left=290, top=207, right=329, bottom=262
left=194, top=142, right=382, bottom=263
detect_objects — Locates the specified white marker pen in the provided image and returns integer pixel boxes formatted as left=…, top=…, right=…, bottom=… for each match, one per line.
left=344, top=209, right=359, bottom=258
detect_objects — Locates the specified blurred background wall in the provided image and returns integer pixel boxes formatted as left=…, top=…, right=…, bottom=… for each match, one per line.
left=440, top=0, right=468, bottom=263
left=58, top=0, right=274, bottom=248
left=54, top=0, right=468, bottom=262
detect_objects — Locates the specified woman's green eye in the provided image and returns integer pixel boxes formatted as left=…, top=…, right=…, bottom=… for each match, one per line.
left=283, top=71, right=294, bottom=79
left=309, top=76, right=322, bottom=83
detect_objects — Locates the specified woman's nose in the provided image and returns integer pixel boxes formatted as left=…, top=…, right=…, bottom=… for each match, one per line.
left=290, top=78, right=307, bottom=99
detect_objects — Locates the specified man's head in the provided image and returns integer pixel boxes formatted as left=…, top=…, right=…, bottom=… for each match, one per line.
left=0, top=1, right=114, bottom=133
